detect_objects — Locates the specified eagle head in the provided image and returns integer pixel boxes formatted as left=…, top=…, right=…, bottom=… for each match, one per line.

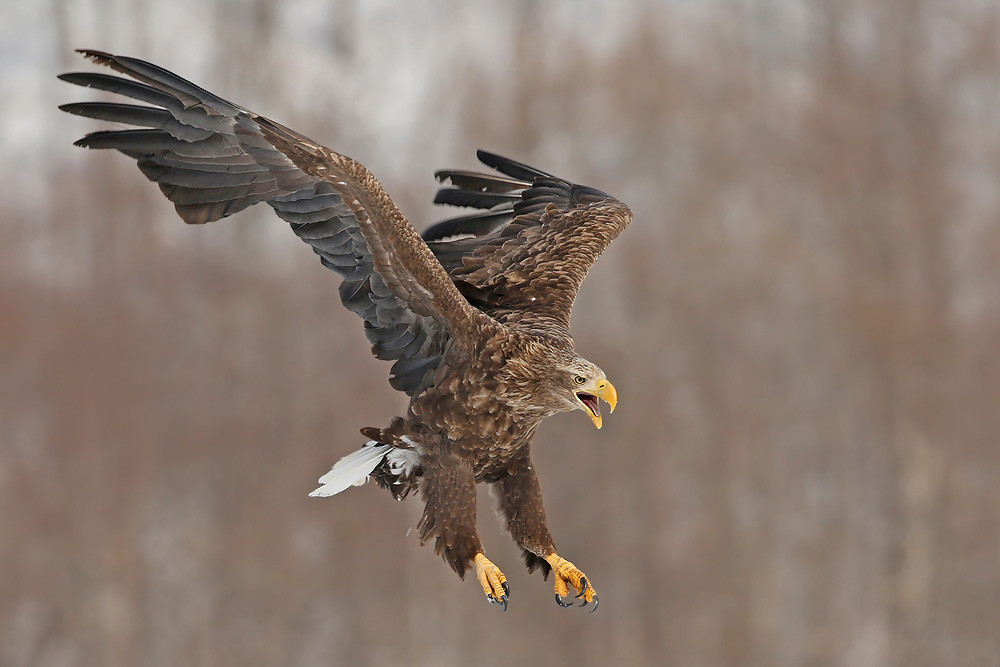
left=499, top=343, right=618, bottom=428
left=561, top=358, right=618, bottom=429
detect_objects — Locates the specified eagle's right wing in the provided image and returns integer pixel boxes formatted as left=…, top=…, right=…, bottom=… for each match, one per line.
left=61, top=50, right=492, bottom=394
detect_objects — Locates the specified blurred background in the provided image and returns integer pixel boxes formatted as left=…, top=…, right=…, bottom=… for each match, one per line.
left=2, top=0, right=999, bottom=665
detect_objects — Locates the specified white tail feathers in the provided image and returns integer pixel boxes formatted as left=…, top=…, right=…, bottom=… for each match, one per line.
left=309, top=442, right=392, bottom=498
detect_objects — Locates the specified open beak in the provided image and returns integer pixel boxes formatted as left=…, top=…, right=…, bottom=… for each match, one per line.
left=577, top=380, right=618, bottom=429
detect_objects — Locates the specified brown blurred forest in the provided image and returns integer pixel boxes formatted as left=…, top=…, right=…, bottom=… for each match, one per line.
left=2, top=1, right=999, bottom=665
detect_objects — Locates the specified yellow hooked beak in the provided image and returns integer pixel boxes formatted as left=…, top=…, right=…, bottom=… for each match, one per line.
left=577, top=380, right=618, bottom=429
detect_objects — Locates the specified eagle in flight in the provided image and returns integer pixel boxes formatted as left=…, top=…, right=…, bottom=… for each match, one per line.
left=61, top=50, right=631, bottom=611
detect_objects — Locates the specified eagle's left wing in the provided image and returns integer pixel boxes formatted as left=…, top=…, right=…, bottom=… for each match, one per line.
left=426, top=151, right=632, bottom=332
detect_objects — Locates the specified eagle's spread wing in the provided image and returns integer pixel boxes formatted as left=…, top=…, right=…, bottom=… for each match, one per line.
left=426, top=151, right=632, bottom=330
left=60, top=49, right=491, bottom=394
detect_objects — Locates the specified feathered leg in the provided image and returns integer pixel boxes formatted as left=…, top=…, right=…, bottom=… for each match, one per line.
left=417, top=450, right=508, bottom=609
left=493, top=458, right=599, bottom=611
left=417, top=451, right=481, bottom=574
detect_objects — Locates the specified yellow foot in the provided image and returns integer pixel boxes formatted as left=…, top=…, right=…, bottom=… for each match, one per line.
left=474, top=553, right=509, bottom=611
left=544, top=553, right=599, bottom=612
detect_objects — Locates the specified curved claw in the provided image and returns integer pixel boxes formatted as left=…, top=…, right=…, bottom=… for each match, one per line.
left=487, top=593, right=508, bottom=612
left=544, top=553, right=598, bottom=611
left=474, top=553, right=509, bottom=612
left=574, top=591, right=599, bottom=612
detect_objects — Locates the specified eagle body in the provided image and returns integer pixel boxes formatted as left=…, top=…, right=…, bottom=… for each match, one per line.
left=366, top=312, right=611, bottom=576
left=61, top=50, right=631, bottom=611
left=376, top=330, right=574, bottom=480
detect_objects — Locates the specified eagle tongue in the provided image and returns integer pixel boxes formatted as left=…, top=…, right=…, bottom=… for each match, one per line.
left=579, top=393, right=600, bottom=418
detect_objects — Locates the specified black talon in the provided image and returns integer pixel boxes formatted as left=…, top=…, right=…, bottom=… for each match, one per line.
left=575, top=577, right=588, bottom=598
left=487, top=592, right=508, bottom=611
left=588, top=594, right=600, bottom=613
left=555, top=593, right=573, bottom=608
left=502, top=581, right=510, bottom=598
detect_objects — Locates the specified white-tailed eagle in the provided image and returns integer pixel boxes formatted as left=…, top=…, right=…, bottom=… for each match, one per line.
left=61, top=50, right=631, bottom=611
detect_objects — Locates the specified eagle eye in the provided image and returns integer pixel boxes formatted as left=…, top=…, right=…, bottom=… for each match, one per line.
left=573, top=375, right=586, bottom=386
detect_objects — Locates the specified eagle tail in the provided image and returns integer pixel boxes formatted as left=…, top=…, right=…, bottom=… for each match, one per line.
left=309, top=442, right=393, bottom=497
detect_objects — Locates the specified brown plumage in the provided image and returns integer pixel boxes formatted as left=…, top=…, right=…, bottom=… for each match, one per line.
left=60, top=50, right=631, bottom=611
